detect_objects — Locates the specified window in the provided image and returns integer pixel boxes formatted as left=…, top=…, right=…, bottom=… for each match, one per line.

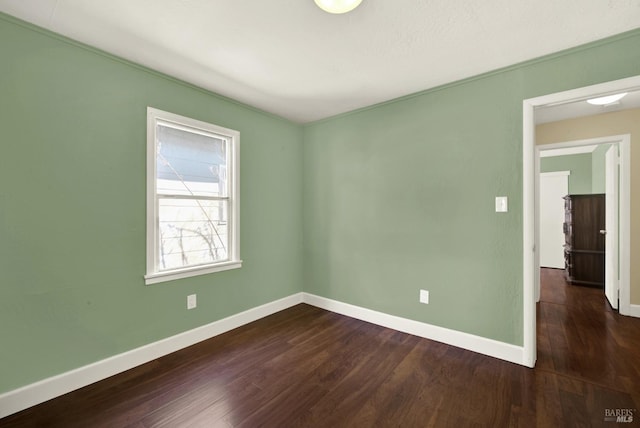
left=145, top=107, right=241, bottom=285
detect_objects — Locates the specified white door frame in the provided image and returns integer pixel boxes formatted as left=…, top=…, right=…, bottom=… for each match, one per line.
left=522, top=75, right=639, bottom=368
left=605, top=144, right=620, bottom=310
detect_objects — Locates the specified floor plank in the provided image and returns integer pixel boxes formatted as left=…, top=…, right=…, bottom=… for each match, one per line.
left=2, top=270, right=640, bottom=427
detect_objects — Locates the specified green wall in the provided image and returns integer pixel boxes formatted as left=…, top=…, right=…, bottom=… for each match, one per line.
left=2, top=9, right=640, bottom=397
left=302, top=29, right=640, bottom=346
left=540, top=154, right=593, bottom=194
left=0, top=15, right=303, bottom=394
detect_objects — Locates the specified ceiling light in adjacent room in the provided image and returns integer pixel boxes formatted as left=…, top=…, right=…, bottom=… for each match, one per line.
left=586, top=92, right=628, bottom=105
left=314, top=0, right=363, bottom=14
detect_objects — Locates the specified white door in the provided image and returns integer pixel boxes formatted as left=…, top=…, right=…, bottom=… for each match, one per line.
left=540, top=171, right=569, bottom=269
left=605, top=145, right=619, bottom=309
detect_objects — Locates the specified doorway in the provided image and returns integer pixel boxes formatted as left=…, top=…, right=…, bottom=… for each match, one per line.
left=537, top=138, right=622, bottom=309
left=521, top=75, right=639, bottom=368
left=539, top=170, right=569, bottom=270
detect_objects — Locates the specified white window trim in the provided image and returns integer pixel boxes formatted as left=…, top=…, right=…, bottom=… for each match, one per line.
left=145, top=107, right=241, bottom=285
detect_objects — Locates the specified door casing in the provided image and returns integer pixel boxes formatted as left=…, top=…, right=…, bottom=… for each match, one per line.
left=522, top=75, right=638, bottom=368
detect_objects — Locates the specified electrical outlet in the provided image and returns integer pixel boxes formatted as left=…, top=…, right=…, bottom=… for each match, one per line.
left=419, top=289, right=429, bottom=304
left=187, top=294, right=197, bottom=310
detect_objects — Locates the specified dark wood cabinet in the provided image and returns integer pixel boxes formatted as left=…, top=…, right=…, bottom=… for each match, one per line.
left=563, top=194, right=605, bottom=288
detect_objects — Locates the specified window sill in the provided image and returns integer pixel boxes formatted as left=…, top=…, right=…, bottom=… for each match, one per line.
left=144, top=260, right=242, bottom=285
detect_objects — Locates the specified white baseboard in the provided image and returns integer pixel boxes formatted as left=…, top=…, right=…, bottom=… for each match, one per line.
left=0, top=293, right=304, bottom=419
left=302, top=293, right=526, bottom=366
left=1, top=291, right=529, bottom=419
left=623, top=303, right=640, bottom=318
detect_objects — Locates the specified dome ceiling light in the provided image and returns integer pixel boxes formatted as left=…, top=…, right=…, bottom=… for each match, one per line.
left=314, top=0, right=363, bottom=14
left=586, top=93, right=628, bottom=106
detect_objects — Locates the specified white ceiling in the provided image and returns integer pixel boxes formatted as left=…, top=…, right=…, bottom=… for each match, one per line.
left=2, top=0, right=640, bottom=123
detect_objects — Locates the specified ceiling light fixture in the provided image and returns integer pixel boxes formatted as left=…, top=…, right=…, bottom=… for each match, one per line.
left=586, top=92, right=628, bottom=106
left=314, top=0, right=363, bottom=14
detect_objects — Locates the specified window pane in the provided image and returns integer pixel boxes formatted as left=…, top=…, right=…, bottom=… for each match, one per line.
left=157, top=124, right=227, bottom=197
left=158, top=198, right=229, bottom=271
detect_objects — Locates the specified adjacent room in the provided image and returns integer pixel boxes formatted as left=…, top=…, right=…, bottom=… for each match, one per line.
left=1, top=1, right=640, bottom=426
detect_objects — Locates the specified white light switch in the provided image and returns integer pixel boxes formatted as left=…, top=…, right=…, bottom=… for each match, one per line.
left=495, top=196, right=508, bottom=212
left=187, top=294, right=197, bottom=310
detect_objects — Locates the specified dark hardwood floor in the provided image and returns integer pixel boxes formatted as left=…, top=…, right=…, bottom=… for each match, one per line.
left=2, top=270, right=639, bottom=427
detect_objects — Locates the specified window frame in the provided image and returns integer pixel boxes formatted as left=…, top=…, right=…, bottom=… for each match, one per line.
left=145, top=107, right=241, bottom=285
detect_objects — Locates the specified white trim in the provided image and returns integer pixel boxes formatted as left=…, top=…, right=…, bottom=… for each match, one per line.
left=604, top=145, right=620, bottom=310
left=302, top=293, right=525, bottom=366
left=539, top=171, right=570, bottom=177
left=627, top=304, right=640, bottom=318
left=0, top=293, right=303, bottom=419
left=523, top=74, right=640, bottom=366
left=0, top=290, right=534, bottom=419
left=535, top=135, right=629, bottom=151
left=145, top=107, right=241, bottom=285
left=617, top=137, right=633, bottom=317
left=539, top=145, right=597, bottom=157
left=522, top=98, right=536, bottom=368
left=144, top=260, right=243, bottom=285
